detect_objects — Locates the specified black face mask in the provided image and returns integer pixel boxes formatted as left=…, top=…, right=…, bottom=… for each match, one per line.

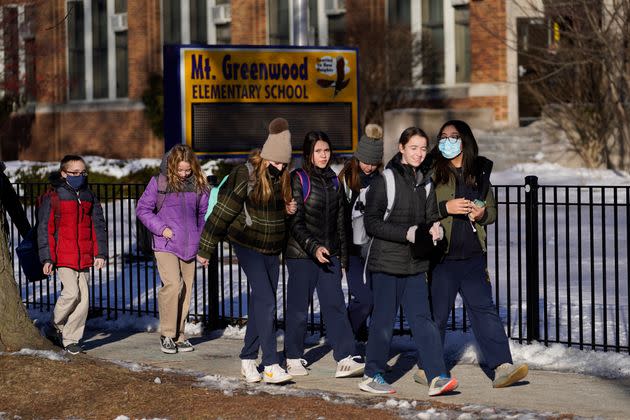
left=268, top=164, right=285, bottom=178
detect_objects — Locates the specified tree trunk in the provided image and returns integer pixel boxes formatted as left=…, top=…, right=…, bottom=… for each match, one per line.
left=0, top=212, right=52, bottom=351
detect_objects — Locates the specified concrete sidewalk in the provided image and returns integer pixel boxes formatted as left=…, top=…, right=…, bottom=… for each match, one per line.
left=84, top=330, right=630, bottom=419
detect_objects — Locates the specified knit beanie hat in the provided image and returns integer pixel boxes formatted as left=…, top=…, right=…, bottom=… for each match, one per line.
left=354, top=124, right=384, bottom=166
left=261, top=117, right=292, bottom=164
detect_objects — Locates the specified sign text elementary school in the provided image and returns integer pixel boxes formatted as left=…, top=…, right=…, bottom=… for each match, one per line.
left=163, top=45, right=359, bottom=156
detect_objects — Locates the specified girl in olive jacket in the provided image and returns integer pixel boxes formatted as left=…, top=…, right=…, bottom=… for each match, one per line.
left=430, top=119, right=528, bottom=389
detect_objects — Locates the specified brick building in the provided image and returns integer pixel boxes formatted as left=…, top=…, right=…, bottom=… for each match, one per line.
left=0, top=0, right=531, bottom=161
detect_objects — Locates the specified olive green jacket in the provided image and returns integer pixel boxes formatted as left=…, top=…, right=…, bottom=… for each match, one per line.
left=434, top=176, right=496, bottom=253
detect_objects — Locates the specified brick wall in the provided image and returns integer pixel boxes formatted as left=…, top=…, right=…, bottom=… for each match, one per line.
left=231, top=0, right=267, bottom=44
left=23, top=108, right=158, bottom=161
left=470, top=0, right=507, bottom=83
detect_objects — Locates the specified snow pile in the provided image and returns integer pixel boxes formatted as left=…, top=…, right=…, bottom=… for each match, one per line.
left=492, top=162, right=630, bottom=186
left=5, top=348, right=68, bottom=362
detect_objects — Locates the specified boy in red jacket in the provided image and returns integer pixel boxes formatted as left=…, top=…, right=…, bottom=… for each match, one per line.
left=37, top=155, right=108, bottom=354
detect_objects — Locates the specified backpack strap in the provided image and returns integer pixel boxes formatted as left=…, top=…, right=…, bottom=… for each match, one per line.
left=242, top=162, right=257, bottom=226
left=331, top=176, right=339, bottom=191
left=155, top=174, right=168, bottom=214
left=362, top=170, right=396, bottom=285
left=294, top=168, right=311, bottom=203
left=382, top=168, right=396, bottom=222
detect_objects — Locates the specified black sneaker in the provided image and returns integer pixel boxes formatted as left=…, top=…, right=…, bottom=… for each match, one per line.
left=64, top=343, right=83, bottom=355
left=160, top=336, right=177, bottom=354
left=175, top=339, right=194, bottom=352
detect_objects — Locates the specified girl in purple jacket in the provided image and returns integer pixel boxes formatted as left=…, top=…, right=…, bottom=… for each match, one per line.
left=136, top=145, right=209, bottom=354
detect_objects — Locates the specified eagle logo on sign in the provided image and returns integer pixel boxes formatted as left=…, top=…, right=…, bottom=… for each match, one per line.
left=316, top=56, right=350, bottom=97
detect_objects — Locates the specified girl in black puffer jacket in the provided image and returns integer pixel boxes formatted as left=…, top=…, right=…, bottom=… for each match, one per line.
left=359, top=127, right=457, bottom=397
left=284, top=131, right=364, bottom=380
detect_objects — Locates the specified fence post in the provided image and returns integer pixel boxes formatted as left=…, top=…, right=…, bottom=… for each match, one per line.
left=208, top=249, right=220, bottom=330
left=525, top=175, right=540, bottom=343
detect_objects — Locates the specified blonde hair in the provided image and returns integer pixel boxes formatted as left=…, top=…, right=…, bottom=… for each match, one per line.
left=166, top=144, right=209, bottom=192
left=248, top=149, right=292, bottom=205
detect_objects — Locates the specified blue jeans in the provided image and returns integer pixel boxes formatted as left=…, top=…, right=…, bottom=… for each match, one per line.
left=234, top=244, right=280, bottom=367
left=365, top=271, right=447, bottom=382
left=285, top=257, right=356, bottom=362
left=431, top=255, right=512, bottom=369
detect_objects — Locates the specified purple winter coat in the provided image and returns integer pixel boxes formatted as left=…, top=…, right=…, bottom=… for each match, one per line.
left=136, top=176, right=209, bottom=261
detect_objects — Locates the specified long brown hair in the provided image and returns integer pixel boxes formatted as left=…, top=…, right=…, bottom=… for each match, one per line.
left=338, top=158, right=360, bottom=194
left=248, top=149, right=292, bottom=205
left=166, top=144, right=209, bottom=192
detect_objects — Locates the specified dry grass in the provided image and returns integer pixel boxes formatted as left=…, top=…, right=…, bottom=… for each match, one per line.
left=0, top=353, right=408, bottom=419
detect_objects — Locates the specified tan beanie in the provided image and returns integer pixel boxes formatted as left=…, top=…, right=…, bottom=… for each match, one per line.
left=261, top=117, right=292, bottom=164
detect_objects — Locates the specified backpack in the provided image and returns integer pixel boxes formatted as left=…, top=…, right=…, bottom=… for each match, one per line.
left=16, top=189, right=60, bottom=282
left=350, top=169, right=396, bottom=246
left=205, top=162, right=256, bottom=226
left=292, top=168, right=339, bottom=203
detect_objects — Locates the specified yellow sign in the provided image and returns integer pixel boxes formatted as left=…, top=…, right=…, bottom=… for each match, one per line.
left=177, top=47, right=359, bottom=155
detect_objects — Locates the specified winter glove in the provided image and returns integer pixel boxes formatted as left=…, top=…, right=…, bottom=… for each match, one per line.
left=406, top=225, right=418, bottom=243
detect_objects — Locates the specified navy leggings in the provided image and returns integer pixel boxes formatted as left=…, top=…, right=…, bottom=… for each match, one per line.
left=346, top=254, right=373, bottom=336
left=431, top=255, right=512, bottom=369
left=285, top=257, right=356, bottom=362
left=234, top=244, right=280, bottom=367
left=365, top=272, right=447, bottom=382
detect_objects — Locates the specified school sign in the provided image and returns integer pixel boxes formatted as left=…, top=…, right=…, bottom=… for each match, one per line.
left=163, top=45, right=359, bottom=156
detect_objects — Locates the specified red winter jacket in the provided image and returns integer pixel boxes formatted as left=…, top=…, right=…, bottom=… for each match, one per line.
left=37, top=174, right=108, bottom=270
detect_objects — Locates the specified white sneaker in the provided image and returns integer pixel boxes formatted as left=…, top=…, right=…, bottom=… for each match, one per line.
left=335, top=355, right=365, bottom=378
left=286, top=358, right=309, bottom=376
left=263, top=364, right=293, bottom=384
left=240, top=359, right=261, bottom=383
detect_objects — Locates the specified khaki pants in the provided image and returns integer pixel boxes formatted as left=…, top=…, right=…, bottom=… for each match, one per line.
left=54, top=267, right=90, bottom=347
left=155, top=252, right=195, bottom=341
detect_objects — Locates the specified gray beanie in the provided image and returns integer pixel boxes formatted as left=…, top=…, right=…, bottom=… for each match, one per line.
left=261, top=118, right=292, bottom=164
left=354, top=124, right=384, bottom=165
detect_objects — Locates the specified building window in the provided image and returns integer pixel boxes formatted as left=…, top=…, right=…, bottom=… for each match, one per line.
left=67, top=1, right=86, bottom=100
left=421, top=0, right=444, bottom=84
left=454, top=5, right=470, bottom=83
left=2, top=7, right=19, bottom=96
left=190, top=0, right=207, bottom=44
left=163, top=0, right=182, bottom=44
left=327, top=14, right=345, bottom=46
left=308, top=0, right=319, bottom=44
left=92, top=0, right=108, bottom=99
left=389, top=0, right=410, bottom=28
left=66, top=0, right=128, bottom=101
left=213, top=0, right=231, bottom=44
left=269, top=0, right=290, bottom=45
left=114, top=0, right=128, bottom=98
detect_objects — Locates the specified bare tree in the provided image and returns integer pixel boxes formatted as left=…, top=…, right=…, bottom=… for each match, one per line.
left=0, top=211, right=51, bottom=351
left=342, top=2, right=429, bottom=126
left=514, top=0, right=630, bottom=170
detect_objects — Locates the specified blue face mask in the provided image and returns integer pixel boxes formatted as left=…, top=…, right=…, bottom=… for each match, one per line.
left=438, top=138, right=462, bottom=159
left=66, top=175, right=86, bottom=190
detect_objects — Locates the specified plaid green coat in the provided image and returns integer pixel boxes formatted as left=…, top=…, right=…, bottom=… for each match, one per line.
left=198, top=164, right=287, bottom=258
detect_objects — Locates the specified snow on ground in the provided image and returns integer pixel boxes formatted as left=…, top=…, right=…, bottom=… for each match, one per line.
left=2, top=348, right=68, bottom=362
left=492, top=162, right=630, bottom=186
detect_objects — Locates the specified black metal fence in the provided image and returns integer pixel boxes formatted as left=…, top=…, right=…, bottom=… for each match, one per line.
left=9, top=178, right=629, bottom=353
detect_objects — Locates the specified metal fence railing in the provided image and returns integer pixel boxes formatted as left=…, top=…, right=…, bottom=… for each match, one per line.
left=8, top=178, right=629, bottom=353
